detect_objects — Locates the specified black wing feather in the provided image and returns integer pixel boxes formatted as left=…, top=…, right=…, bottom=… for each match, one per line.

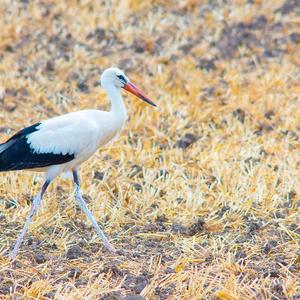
left=0, top=123, right=75, bottom=171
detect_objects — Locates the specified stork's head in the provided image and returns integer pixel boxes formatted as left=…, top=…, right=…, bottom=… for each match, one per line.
left=100, top=67, right=156, bottom=107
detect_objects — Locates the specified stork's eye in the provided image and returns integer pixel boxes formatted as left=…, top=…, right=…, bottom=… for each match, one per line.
left=117, top=74, right=126, bottom=83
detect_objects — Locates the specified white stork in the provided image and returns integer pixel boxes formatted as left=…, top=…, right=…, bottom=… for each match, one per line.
left=0, top=67, right=156, bottom=259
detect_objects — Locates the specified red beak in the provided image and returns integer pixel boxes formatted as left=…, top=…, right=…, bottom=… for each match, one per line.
left=123, top=82, right=157, bottom=107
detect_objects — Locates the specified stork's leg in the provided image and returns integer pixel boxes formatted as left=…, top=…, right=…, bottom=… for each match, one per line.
left=10, top=180, right=51, bottom=260
left=72, top=170, right=116, bottom=253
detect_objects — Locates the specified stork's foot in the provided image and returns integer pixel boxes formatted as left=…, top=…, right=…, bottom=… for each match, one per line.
left=104, top=241, right=117, bottom=253
left=8, top=181, right=51, bottom=261
left=72, top=170, right=117, bottom=254
left=9, top=247, right=19, bottom=261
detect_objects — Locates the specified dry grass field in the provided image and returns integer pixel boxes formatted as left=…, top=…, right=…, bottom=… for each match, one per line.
left=0, top=0, right=299, bottom=299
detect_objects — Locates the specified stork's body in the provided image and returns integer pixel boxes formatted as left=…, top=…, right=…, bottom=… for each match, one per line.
left=0, top=68, right=156, bottom=259
left=1, top=110, right=125, bottom=174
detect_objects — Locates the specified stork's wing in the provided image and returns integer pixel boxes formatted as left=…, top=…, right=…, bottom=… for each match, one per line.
left=0, top=122, right=75, bottom=171
left=0, top=113, right=99, bottom=172
left=27, top=114, right=100, bottom=156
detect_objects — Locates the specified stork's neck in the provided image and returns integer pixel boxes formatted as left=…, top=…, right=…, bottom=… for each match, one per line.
left=106, top=85, right=127, bottom=120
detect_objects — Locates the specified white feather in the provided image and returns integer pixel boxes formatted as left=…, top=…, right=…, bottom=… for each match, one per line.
left=27, top=109, right=125, bottom=161
left=61, top=171, right=73, bottom=179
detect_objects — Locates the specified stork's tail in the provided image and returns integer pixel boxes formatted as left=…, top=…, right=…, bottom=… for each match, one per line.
left=0, top=143, right=4, bottom=171
left=0, top=140, right=14, bottom=154
left=0, top=140, right=15, bottom=171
